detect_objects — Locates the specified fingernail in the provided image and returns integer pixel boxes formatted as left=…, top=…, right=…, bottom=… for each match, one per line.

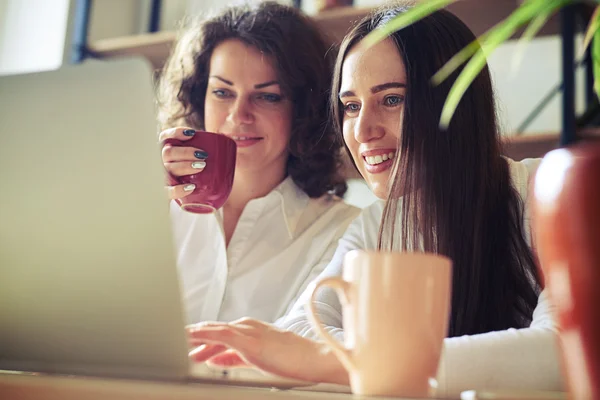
left=183, top=184, right=196, bottom=192
left=188, top=345, right=206, bottom=357
left=191, top=161, right=206, bottom=169
left=183, top=129, right=196, bottom=136
left=194, top=150, right=208, bottom=159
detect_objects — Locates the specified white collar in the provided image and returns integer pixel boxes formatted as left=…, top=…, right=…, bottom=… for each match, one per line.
left=271, top=176, right=309, bottom=239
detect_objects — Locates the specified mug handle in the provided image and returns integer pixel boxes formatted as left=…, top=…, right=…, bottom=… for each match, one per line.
left=306, top=277, right=355, bottom=372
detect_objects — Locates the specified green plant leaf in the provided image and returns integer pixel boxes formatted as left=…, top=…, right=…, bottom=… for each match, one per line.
left=581, top=5, right=600, bottom=58
left=439, top=0, right=571, bottom=128
left=433, top=0, right=558, bottom=86
left=592, top=27, right=600, bottom=101
left=361, top=0, right=458, bottom=48
left=510, top=7, right=556, bottom=75
left=431, top=34, right=489, bottom=86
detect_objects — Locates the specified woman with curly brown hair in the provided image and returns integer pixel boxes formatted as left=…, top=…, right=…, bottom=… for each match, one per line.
left=156, top=1, right=359, bottom=325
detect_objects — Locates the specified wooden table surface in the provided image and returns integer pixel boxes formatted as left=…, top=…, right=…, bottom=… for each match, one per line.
left=0, top=371, right=569, bottom=400
left=0, top=372, right=390, bottom=400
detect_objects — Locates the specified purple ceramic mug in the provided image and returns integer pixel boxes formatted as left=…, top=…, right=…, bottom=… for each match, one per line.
left=165, top=131, right=236, bottom=214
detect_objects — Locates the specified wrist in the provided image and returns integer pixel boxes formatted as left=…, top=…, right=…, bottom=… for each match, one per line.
left=313, top=341, right=349, bottom=386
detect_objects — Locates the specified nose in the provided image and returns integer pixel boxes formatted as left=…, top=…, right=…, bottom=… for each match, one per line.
left=354, top=105, right=385, bottom=144
left=227, top=97, right=254, bottom=125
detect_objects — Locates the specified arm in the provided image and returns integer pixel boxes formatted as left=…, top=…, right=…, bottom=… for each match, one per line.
left=436, top=290, right=564, bottom=398
left=188, top=292, right=563, bottom=393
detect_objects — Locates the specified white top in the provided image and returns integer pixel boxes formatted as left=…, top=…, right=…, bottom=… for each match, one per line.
left=277, top=158, right=565, bottom=397
left=170, top=177, right=360, bottom=324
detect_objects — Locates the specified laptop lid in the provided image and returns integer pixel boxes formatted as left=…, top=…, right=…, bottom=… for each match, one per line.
left=0, top=58, right=190, bottom=381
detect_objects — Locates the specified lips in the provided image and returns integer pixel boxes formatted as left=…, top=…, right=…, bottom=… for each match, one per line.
left=230, top=135, right=262, bottom=141
left=227, top=134, right=263, bottom=148
left=364, top=151, right=395, bottom=166
left=360, top=148, right=397, bottom=174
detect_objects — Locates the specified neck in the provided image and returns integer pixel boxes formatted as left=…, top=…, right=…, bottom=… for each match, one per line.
left=224, top=165, right=287, bottom=213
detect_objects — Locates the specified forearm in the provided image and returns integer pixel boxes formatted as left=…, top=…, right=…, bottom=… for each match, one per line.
left=436, top=327, right=564, bottom=398
left=278, top=301, right=344, bottom=339
left=311, top=341, right=350, bottom=386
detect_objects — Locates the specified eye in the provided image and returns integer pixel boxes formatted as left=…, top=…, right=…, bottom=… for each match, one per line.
left=212, top=89, right=232, bottom=98
left=384, top=95, right=404, bottom=107
left=343, top=103, right=360, bottom=114
left=257, top=93, right=282, bottom=103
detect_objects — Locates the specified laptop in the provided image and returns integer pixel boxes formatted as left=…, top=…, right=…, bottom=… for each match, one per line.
left=0, top=57, right=319, bottom=390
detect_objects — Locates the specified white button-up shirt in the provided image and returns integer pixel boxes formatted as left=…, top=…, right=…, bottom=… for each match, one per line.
left=170, top=177, right=360, bottom=324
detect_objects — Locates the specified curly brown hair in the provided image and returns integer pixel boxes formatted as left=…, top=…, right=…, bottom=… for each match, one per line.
left=156, top=1, right=347, bottom=198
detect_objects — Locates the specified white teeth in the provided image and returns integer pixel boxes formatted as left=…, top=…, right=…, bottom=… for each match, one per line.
left=365, top=151, right=396, bottom=166
left=232, top=136, right=260, bottom=141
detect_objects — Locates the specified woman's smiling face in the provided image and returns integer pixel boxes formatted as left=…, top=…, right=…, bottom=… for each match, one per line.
left=339, top=38, right=407, bottom=198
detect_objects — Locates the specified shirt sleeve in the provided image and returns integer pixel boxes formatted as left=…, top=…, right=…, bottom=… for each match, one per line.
left=435, top=290, right=565, bottom=398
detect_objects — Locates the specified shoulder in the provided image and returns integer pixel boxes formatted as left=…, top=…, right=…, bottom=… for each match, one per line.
left=339, top=199, right=386, bottom=250
left=313, top=195, right=385, bottom=230
left=505, top=157, right=542, bottom=191
left=292, top=193, right=360, bottom=236
left=505, top=157, right=542, bottom=203
left=279, top=177, right=360, bottom=237
left=530, top=289, right=559, bottom=331
left=308, top=193, right=361, bottom=219
left=359, top=198, right=386, bottom=220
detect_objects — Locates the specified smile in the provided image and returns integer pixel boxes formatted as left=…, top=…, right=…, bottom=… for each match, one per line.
left=360, top=149, right=396, bottom=174
left=365, top=151, right=395, bottom=166
left=231, top=135, right=262, bottom=141
left=229, top=135, right=263, bottom=148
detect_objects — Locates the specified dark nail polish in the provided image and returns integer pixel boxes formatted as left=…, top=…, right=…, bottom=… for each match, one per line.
left=194, top=150, right=209, bottom=160
left=183, top=129, right=196, bottom=136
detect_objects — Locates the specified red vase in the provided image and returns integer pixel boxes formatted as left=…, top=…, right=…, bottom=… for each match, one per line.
left=532, top=142, right=600, bottom=399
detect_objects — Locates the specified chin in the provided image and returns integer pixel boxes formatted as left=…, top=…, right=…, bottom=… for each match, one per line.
left=366, top=181, right=388, bottom=199
left=373, top=190, right=388, bottom=200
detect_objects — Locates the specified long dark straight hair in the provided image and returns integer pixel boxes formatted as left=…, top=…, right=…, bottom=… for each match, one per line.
left=331, top=6, right=541, bottom=337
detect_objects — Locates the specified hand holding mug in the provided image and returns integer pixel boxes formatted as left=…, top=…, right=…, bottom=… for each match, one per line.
left=160, top=127, right=209, bottom=200
left=160, top=127, right=236, bottom=214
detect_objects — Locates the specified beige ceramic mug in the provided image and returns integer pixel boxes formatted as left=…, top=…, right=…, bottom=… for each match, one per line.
left=307, top=250, right=452, bottom=397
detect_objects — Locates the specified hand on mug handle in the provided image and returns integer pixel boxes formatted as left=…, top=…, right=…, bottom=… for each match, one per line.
left=306, top=278, right=356, bottom=373
left=159, top=127, right=209, bottom=201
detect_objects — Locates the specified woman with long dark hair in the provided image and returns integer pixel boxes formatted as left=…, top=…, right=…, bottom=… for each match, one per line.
left=184, top=5, right=563, bottom=396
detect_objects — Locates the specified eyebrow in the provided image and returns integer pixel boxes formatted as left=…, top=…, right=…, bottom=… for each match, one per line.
left=255, top=80, right=279, bottom=89
left=209, top=76, right=280, bottom=89
left=339, top=82, right=406, bottom=98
